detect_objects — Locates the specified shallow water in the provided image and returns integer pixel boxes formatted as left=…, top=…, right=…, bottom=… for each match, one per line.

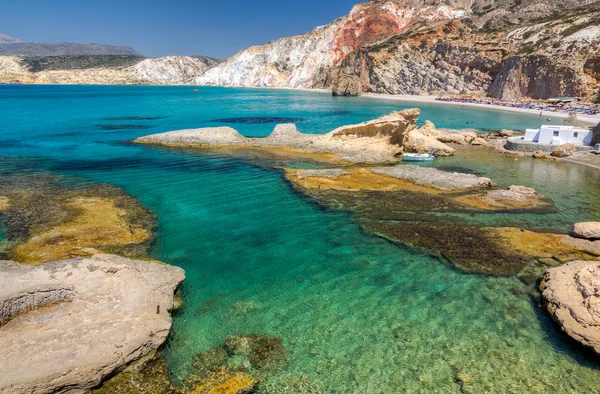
left=1, top=85, right=600, bottom=393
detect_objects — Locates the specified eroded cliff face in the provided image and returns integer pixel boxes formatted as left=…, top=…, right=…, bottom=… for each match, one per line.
left=197, top=0, right=600, bottom=101
left=195, top=1, right=469, bottom=88
left=0, top=55, right=220, bottom=85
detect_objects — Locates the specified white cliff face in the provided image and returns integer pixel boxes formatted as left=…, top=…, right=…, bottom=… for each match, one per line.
left=129, top=56, right=220, bottom=84
left=0, top=55, right=221, bottom=85
left=195, top=1, right=465, bottom=88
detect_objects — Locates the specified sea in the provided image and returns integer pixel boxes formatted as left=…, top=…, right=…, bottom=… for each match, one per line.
left=1, top=85, right=600, bottom=393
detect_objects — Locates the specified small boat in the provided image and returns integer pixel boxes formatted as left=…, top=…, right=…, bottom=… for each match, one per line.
left=402, top=153, right=436, bottom=162
left=192, top=88, right=200, bottom=92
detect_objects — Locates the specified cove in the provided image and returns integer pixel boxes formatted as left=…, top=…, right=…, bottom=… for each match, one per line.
left=1, top=85, right=600, bottom=393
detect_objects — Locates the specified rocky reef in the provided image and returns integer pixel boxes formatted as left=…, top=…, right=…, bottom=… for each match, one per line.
left=0, top=173, right=155, bottom=264
left=0, top=254, right=185, bottom=393
left=136, top=109, right=487, bottom=163
left=283, top=165, right=599, bottom=281
left=541, top=260, right=600, bottom=355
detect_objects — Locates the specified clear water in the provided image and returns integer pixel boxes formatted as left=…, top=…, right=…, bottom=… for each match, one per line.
left=2, top=85, right=600, bottom=393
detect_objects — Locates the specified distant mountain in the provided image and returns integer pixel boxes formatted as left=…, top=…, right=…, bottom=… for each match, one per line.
left=0, top=33, right=21, bottom=44
left=0, top=42, right=142, bottom=56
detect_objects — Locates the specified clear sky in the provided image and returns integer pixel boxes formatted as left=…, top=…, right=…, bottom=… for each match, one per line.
left=1, top=0, right=359, bottom=59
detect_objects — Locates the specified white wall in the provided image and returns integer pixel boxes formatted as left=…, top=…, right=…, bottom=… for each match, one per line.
left=524, top=126, right=592, bottom=145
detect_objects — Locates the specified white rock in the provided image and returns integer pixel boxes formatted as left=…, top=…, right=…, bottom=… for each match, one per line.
left=0, top=254, right=185, bottom=394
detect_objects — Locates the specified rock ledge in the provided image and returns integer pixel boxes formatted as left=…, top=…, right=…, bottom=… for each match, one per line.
left=0, top=254, right=185, bottom=394
left=541, top=260, right=600, bottom=355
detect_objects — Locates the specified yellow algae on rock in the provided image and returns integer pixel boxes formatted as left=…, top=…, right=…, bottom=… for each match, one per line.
left=0, top=196, right=9, bottom=211
left=189, top=368, right=257, bottom=394
left=285, top=168, right=444, bottom=194
left=491, top=228, right=600, bottom=263
left=11, top=197, right=151, bottom=264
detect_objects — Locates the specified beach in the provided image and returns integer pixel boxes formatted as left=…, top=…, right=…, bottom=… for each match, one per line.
left=363, top=93, right=600, bottom=126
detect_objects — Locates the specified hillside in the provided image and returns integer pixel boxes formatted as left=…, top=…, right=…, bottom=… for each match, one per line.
left=0, top=34, right=21, bottom=44
left=0, top=55, right=221, bottom=85
left=0, top=41, right=142, bottom=56
left=196, top=0, right=600, bottom=101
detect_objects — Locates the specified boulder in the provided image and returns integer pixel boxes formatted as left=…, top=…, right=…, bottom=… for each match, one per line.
left=550, top=143, right=577, bottom=157
left=330, top=110, right=417, bottom=144
left=498, top=129, right=514, bottom=137
left=137, top=126, right=245, bottom=146
left=471, top=137, right=488, bottom=146
left=573, top=222, right=600, bottom=240
left=403, top=128, right=456, bottom=156
left=541, top=261, right=600, bottom=355
left=0, top=254, right=185, bottom=394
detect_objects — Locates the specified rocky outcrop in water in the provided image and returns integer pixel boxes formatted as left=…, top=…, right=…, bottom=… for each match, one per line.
left=541, top=261, right=600, bottom=355
left=573, top=222, right=600, bottom=240
left=0, top=254, right=185, bottom=394
left=137, top=109, right=444, bottom=163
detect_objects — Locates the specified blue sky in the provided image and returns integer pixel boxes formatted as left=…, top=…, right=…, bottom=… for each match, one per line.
left=1, top=0, right=358, bottom=59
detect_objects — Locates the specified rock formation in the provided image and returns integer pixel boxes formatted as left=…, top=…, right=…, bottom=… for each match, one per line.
left=196, top=0, right=600, bottom=101
left=573, top=222, right=600, bottom=240
left=0, top=55, right=220, bottom=85
left=0, top=254, right=185, bottom=394
left=541, top=261, right=600, bottom=355
left=136, top=109, right=491, bottom=162
left=372, top=165, right=494, bottom=190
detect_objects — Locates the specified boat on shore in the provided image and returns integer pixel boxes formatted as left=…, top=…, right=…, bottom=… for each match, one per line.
left=402, top=153, right=436, bottom=162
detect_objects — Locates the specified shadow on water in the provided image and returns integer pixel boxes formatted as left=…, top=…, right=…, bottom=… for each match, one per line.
left=96, top=124, right=153, bottom=130
left=210, top=117, right=306, bottom=124
left=102, top=116, right=168, bottom=121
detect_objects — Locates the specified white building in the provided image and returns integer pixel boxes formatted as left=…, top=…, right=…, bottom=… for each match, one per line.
left=523, top=125, right=593, bottom=146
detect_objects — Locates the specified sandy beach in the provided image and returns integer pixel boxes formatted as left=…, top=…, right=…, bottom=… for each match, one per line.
left=362, top=93, right=600, bottom=126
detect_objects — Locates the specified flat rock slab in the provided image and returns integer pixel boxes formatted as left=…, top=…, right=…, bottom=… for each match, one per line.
left=0, top=254, right=185, bottom=394
left=541, top=261, right=600, bottom=355
left=372, top=165, right=495, bottom=191
left=573, top=222, right=600, bottom=240
left=135, top=111, right=428, bottom=163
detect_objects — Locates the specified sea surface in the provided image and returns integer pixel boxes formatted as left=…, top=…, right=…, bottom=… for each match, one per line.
left=2, top=85, right=600, bottom=393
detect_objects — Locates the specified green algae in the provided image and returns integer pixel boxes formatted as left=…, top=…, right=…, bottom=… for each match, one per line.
left=91, top=352, right=180, bottom=394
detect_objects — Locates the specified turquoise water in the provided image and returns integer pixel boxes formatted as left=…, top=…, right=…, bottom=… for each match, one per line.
left=2, top=85, right=600, bottom=393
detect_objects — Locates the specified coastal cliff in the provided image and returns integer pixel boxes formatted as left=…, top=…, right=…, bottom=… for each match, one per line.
left=197, top=0, right=600, bottom=101
left=0, top=55, right=220, bottom=85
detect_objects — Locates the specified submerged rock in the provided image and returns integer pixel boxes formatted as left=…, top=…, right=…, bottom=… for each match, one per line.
left=222, top=335, right=288, bottom=370
left=572, top=222, right=600, bottom=240
left=0, top=173, right=156, bottom=264
left=188, top=368, right=257, bottom=394
left=0, top=254, right=185, bottom=394
left=541, top=261, right=600, bottom=355
left=92, top=352, right=180, bottom=394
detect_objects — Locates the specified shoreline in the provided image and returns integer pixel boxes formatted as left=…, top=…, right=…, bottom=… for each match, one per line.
left=362, top=93, right=600, bottom=126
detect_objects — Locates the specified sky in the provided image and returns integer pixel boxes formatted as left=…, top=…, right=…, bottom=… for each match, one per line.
left=0, top=0, right=359, bottom=59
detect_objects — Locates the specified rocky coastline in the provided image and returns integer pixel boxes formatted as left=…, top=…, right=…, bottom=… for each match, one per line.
left=0, top=172, right=187, bottom=394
